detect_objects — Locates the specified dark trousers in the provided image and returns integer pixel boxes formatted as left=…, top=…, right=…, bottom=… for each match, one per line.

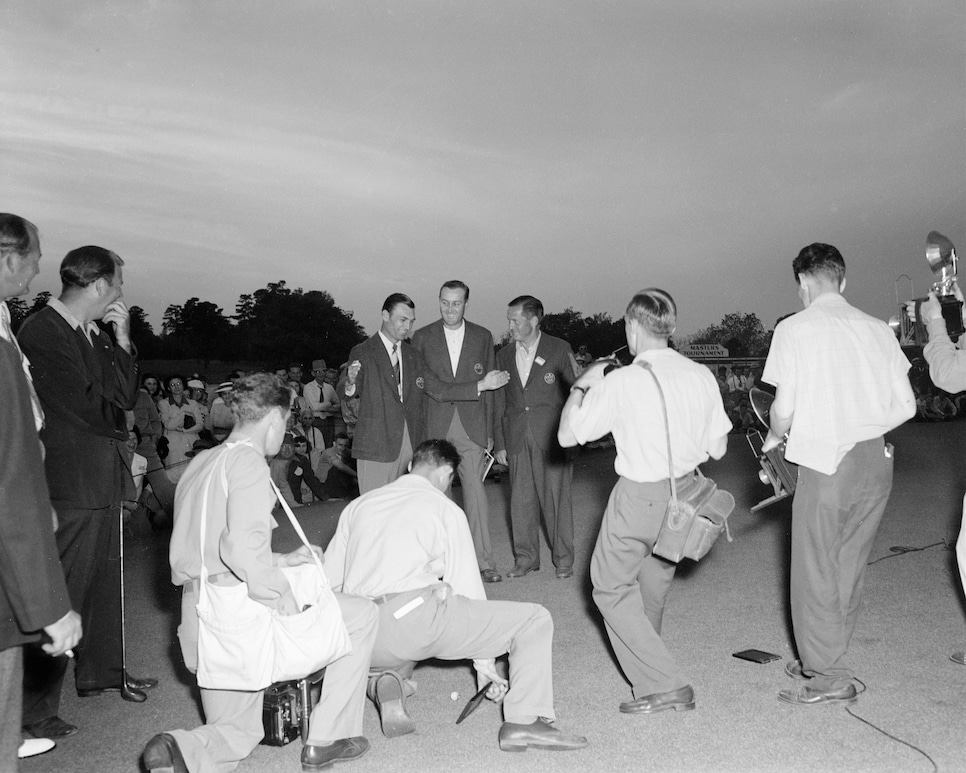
left=1, top=646, right=22, bottom=769
left=590, top=475, right=695, bottom=697
left=791, top=438, right=893, bottom=691
left=23, top=505, right=123, bottom=724
left=508, top=427, right=574, bottom=569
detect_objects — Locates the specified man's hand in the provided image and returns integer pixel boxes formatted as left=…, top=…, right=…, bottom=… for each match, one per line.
left=761, top=429, right=785, bottom=453
left=478, top=370, right=510, bottom=392
left=279, top=544, right=324, bottom=568
left=919, top=292, right=943, bottom=322
left=346, top=360, right=361, bottom=386
left=102, top=300, right=131, bottom=350
left=43, top=610, right=82, bottom=657
left=573, top=359, right=609, bottom=390
left=473, top=658, right=509, bottom=702
left=494, top=450, right=508, bottom=466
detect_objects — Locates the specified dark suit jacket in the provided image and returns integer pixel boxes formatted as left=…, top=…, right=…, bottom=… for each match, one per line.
left=18, top=307, right=138, bottom=509
left=494, top=333, right=577, bottom=455
left=411, top=319, right=496, bottom=449
left=342, top=334, right=482, bottom=462
left=0, top=339, right=71, bottom=649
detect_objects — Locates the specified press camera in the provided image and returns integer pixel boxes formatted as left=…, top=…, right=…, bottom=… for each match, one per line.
left=890, top=232, right=964, bottom=344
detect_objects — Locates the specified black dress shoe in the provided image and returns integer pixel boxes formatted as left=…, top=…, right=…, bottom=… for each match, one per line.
left=778, top=683, right=857, bottom=706
left=374, top=671, right=416, bottom=737
left=23, top=716, right=77, bottom=739
left=555, top=566, right=573, bottom=579
left=301, top=737, right=370, bottom=771
left=481, top=569, right=503, bottom=583
left=142, top=733, right=188, bottom=773
left=78, top=675, right=158, bottom=699
left=506, top=561, right=539, bottom=578
left=498, top=718, right=588, bottom=752
left=620, top=685, right=695, bottom=714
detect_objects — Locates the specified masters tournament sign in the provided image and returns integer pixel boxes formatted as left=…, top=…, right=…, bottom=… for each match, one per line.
left=680, top=343, right=729, bottom=358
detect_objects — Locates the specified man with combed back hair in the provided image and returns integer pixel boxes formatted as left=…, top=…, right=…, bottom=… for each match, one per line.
left=762, top=243, right=915, bottom=706
left=559, top=288, right=731, bottom=715
left=324, top=439, right=588, bottom=752
left=19, top=243, right=157, bottom=740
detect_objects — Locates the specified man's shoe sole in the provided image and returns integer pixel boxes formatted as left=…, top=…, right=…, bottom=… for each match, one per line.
left=375, top=673, right=415, bottom=738
left=619, top=700, right=695, bottom=714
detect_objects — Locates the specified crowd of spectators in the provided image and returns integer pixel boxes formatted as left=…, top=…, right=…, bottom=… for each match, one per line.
left=129, top=361, right=360, bottom=527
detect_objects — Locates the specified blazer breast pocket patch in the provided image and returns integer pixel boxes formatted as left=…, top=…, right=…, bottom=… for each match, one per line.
left=474, top=363, right=484, bottom=375
left=415, top=377, right=425, bottom=389
left=544, top=372, right=555, bottom=384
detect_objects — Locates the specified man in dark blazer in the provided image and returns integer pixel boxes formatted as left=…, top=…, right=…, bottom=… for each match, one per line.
left=0, top=214, right=81, bottom=763
left=494, top=295, right=579, bottom=579
left=412, top=281, right=502, bottom=583
left=342, top=293, right=509, bottom=494
left=19, top=245, right=156, bottom=738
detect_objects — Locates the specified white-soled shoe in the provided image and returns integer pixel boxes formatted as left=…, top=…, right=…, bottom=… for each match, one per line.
left=19, top=737, right=56, bottom=759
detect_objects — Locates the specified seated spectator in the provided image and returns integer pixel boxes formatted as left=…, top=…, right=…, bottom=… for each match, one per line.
left=316, top=433, right=359, bottom=500
left=142, top=372, right=165, bottom=404
left=159, top=375, right=205, bottom=483
left=186, top=378, right=210, bottom=425
left=288, top=436, right=328, bottom=504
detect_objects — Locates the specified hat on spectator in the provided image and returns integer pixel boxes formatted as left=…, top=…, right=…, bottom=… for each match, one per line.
left=312, top=359, right=327, bottom=371
left=282, top=433, right=295, bottom=444
left=216, top=381, right=233, bottom=394
left=187, top=379, right=205, bottom=389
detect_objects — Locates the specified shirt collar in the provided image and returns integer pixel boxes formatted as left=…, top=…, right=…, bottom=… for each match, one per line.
left=47, top=297, right=100, bottom=339
left=516, top=331, right=541, bottom=356
left=378, top=330, right=400, bottom=356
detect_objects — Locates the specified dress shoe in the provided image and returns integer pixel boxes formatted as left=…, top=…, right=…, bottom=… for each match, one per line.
left=506, top=561, right=539, bottom=578
left=23, top=716, right=77, bottom=738
left=374, top=671, right=416, bottom=737
left=555, top=566, right=573, bottom=579
left=142, top=733, right=188, bottom=773
left=784, top=659, right=807, bottom=680
left=950, top=651, right=966, bottom=665
left=778, top=683, right=857, bottom=706
left=78, top=674, right=158, bottom=700
left=301, top=737, right=370, bottom=771
left=18, top=738, right=55, bottom=759
left=481, top=568, right=503, bottom=583
left=620, top=685, right=695, bottom=714
left=498, top=718, right=588, bottom=752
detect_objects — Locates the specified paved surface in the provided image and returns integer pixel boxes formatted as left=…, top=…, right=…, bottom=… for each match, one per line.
left=21, top=419, right=966, bottom=773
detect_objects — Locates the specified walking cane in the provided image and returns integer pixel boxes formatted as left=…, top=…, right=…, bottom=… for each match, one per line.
left=118, top=504, right=147, bottom=703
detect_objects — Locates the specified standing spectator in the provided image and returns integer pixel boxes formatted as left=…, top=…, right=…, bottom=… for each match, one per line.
left=762, top=242, right=915, bottom=706
left=19, top=244, right=156, bottom=740
left=288, top=362, right=304, bottom=384
left=159, top=375, right=205, bottom=483
left=412, top=280, right=503, bottom=583
left=186, top=379, right=210, bottom=427
left=304, top=359, right=340, bottom=449
left=0, top=213, right=83, bottom=764
left=493, top=295, right=579, bottom=580
left=341, top=293, right=509, bottom=494
left=558, top=288, right=730, bottom=715
left=726, top=366, right=745, bottom=393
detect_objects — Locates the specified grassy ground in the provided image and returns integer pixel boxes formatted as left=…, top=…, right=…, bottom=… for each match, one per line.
left=21, top=420, right=966, bottom=773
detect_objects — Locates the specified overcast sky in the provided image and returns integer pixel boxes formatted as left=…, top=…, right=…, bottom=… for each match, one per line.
left=2, top=1, right=963, bottom=348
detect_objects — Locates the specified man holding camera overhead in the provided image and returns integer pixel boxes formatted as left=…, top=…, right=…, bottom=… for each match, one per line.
left=762, top=243, right=915, bottom=706
left=917, top=281, right=966, bottom=663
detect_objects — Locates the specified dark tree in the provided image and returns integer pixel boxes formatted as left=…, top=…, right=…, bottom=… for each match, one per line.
left=161, top=297, right=235, bottom=360
left=689, top=312, right=770, bottom=358
left=128, top=305, right=160, bottom=359
left=6, top=297, right=28, bottom=332
left=234, top=281, right=365, bottom=367
left=27, top=291, right=51, bottom=316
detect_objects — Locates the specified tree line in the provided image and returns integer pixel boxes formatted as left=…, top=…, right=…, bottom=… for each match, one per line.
left=8, top=282, right=776, bottom=366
